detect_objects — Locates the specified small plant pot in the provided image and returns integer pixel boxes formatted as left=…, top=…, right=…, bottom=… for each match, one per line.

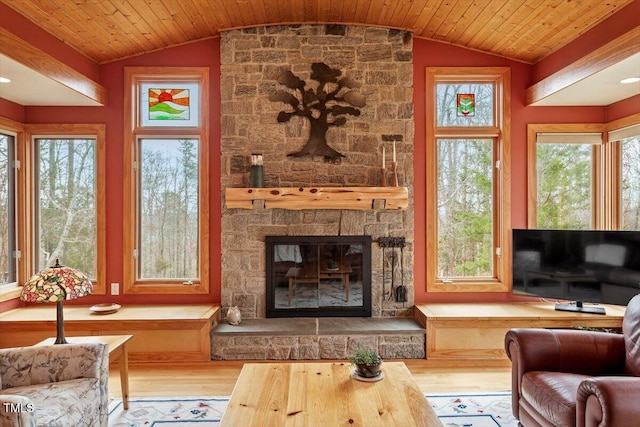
left=355, top=361, right=383, bottom=378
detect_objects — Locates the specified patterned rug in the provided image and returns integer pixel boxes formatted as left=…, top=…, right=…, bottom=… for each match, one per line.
left=108, top=392, right=518, bottom=426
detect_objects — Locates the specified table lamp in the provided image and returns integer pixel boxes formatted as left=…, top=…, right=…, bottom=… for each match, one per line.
left=20, top=259, right=93, bottom=344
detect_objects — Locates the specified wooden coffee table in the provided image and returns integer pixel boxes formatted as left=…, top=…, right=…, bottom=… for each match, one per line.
left=220, top=361, right=442, bottom=426
left=35, top=334, right=132, bottom=409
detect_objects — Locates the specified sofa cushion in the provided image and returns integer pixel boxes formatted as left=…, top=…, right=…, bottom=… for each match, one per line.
left=624, top=294, right=640, bottom=376
left=521, top=371, right=589, bottom=427
left=2, top=378, right=100, bottom=427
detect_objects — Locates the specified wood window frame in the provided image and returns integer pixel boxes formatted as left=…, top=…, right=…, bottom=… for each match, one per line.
left=123, top=67, right=210, bottom=295
left=526, top=123, right=606, bottom=230
left=605, top=112, right=640, bottom=230
left=0, top=117, right=25, bottom=302
left=24, top=123, right=107, bottom=295
left=425, top=67, right=511, bottom=293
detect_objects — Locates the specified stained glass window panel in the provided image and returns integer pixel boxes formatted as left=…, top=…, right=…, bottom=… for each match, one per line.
left=140, top=82, right=199, bottom=127
left=436, top=83, right=494, bottom=126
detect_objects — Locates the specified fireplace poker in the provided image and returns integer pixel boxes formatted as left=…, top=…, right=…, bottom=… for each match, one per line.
left=390, top=247, right=396, bottom=301
left=395, top=244, right=408, bottom=305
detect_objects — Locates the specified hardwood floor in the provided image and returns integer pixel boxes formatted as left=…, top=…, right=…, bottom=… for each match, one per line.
left=108, top=359, right=512, bottom=399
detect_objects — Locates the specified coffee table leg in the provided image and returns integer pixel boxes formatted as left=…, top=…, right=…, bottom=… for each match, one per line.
left=120, top=343, right=130, bottom=410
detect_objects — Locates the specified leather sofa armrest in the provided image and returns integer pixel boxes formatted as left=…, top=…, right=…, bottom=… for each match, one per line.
left=577, top=377, right=640, bottom=427
left=505, top=328, right=625, bottom=375
left=505, top=328, right=625, bottom=421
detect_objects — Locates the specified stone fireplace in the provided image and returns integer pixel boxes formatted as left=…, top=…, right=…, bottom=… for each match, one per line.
left=220, top=24, right=414, bottom=320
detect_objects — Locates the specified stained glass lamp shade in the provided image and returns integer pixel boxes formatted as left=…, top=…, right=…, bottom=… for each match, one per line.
left=20, top=259, right=93, bottom=344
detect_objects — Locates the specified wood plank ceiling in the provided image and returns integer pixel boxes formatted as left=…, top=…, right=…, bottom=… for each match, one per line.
left=1, top=0, right=635, bottom=65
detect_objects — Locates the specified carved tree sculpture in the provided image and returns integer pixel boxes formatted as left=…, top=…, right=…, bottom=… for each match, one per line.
left=269, top=62, right=366, bottom=161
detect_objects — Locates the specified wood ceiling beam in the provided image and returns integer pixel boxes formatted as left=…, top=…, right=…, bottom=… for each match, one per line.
left=0, top=27, right=107, bottom=106
left=526, top=27, right=640, bottom=106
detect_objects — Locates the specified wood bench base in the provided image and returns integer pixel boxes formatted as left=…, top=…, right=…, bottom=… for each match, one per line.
left=0, top=304, right=220, bottom=362
left=414, top=302, right=626, bottom=361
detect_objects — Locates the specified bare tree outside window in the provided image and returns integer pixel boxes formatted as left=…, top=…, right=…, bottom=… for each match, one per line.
left=138, top=138, right=199, bottom=279
left=536, top=143, right=592, bottom=229
left=0, top=133, right=15, bottom=285
left=36, top=138, right=96, bottom=277
left=621, top=135, right=640, bottom=230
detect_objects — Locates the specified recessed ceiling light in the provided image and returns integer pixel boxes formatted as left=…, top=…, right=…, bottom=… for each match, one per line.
left=0, top=77, right=11, bottom=83
left=620, top=77, right=640, bottom=84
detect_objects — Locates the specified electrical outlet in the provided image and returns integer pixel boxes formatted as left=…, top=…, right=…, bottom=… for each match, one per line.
left=110, top=283, right=119, bottom=295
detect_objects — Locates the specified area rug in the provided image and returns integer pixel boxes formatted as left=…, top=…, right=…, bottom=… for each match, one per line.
left=108, top=392, right=517, bottom=426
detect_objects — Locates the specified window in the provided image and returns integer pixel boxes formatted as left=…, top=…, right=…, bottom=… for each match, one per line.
left=25, top=124, right=106, bottom=294
left=608, top=120, right=640, bottom=230
left=0, top=132, right=16, bottom=286
left=620, top=135, right=640, bottom=230
left=138, top=138, right=199, bottom=279
left=527, top=127, right=604, bottom=229
left=124, top=67, right=209, bottom=294
left=528, top=117, right=640, bottom=232
left=426, top=67, right=511, bottom=292
left=35, top=138, right=97, bottom=275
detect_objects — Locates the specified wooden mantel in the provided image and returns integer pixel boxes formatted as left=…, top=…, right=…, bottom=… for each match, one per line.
left=225, top=186, right=409, bottom=210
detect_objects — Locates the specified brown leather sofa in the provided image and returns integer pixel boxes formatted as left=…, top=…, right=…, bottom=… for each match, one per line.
left=505, top=294, right=640, bottom=427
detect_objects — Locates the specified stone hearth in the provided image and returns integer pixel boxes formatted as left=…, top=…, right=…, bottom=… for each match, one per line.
left=211, top=317, right=425, bottom=360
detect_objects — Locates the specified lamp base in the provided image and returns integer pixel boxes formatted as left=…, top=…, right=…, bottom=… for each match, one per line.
left=55, top=300, right=68, bottom=344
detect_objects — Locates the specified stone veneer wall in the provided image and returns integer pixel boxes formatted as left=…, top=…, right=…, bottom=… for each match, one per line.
left=220, top=24, right=414, bottom=319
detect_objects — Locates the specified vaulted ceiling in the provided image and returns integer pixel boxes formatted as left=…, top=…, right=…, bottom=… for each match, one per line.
left=2, top=0, right=635, bottom=64
left=0, top=0, right=639, bottom=106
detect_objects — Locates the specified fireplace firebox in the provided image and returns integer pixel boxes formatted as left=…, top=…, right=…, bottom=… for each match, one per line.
left=266, top=235, right=372, bottom=318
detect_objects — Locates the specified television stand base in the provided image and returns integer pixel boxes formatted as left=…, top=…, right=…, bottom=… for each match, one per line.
left=555, top=302, right=606, bottom=315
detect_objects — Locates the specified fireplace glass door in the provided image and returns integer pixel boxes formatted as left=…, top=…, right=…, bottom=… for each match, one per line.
left=266, top=236, right=371, bottom=317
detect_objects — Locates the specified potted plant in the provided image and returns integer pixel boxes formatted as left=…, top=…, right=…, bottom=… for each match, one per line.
left=349, top=347, right=383, bottom=378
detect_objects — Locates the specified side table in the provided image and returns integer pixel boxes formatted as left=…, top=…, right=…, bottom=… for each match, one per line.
left=35, top=334, right=133, bottom=409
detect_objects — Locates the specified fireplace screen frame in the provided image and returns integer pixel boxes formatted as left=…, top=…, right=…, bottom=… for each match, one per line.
left=265, top=235, right=372, bottom=318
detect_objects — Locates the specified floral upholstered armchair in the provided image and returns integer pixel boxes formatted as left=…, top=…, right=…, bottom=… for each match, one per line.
left=0, top=343, right=109, bottom=427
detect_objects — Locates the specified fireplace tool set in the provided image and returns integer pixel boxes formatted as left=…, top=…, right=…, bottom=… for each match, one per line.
left=379, top=237, right=407, bottom=305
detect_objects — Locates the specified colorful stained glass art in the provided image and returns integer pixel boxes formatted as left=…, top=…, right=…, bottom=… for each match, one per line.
left=148, top=88, right=191, bottom=121
left=457, top=94, right=475, bottom=117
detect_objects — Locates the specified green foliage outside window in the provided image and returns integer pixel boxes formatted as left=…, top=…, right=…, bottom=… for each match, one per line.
left=437, top=139, right=493, bottom=277
left=536, top=143, right=592, bottom=229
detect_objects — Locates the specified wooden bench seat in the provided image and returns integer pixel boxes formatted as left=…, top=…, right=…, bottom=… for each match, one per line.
left=0, top=304, right=220, bottom=362
left=414, top=302, right=626, bottom=361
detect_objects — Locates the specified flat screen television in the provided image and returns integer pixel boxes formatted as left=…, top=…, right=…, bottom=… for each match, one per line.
left=512, top=229, right=640, bottom=314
